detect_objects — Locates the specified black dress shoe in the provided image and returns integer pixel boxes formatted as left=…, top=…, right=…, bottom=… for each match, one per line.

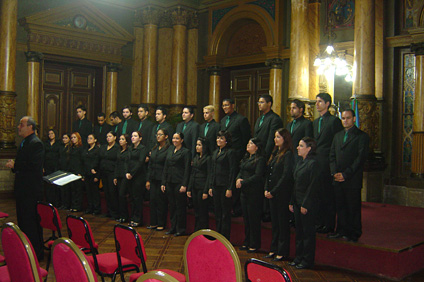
left=272, top=256, right=289, bottom=261
left=263, top=253, right=275, bottom=259
left=165, top=230, right=176, bottom=235
left=317, top=226, right=333, bottom=234
left=147, top=225, right=158, bottom=229
left=239, top=246, right=248, bottom=251
left=327, top=232, right=343, bottom=239
left=295, top=263, right=312, bottom=269
left=288, top=261, right=297, bottom=266
left=174, top=232, right=186, bottom=237
left=247, top=248, right=257, bottom=253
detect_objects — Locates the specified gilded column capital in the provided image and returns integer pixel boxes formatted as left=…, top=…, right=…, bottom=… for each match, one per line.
left=106, top=63, right=122, bottom=72
left=159, top=11, right=173, bottom=28
left=265, top=58, right=283, bottom=69
left=25, top=51, right=43, bottom=62
left=188, top=12, right=199, bottom=30
left=137, top=6, right=163, bottom=26
left=411, top=43, right=424, bottom=56
left=207, top=66, right=222, bottom=76
left=171, top=7, right=190, bottom=26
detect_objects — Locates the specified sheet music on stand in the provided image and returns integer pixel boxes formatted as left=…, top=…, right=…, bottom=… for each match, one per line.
left=43, top=170, right=82, bottom=186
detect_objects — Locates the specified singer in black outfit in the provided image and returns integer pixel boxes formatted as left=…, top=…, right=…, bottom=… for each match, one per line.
left=114, top=134, right=131, bottom=223
left=82, top=134, right=100, bottom=215
left=44, top=129, right=61, bottom=206
left=69, top=132, right=84, bottom=212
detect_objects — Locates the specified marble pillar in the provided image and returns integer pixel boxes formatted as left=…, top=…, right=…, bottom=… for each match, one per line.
left=266, top=59, right=283, bottom=116
left=187, top=14, right=198, bottom=107
left=410, top=43, right=424, bottom=177
left=157, top=14, right=173, bottom=106
left=289, top=0, right=309, bottom=101
left=25, top=52, right=43, bottom=122
left=106, top=63, right=120, bottom=119
left=208, top=66, right=221, bottom=121
left=0, top=0, right=18, bottom=149
left=308, top=0, right=320, bottom=100
left=131, top=25, right=143, bottom=105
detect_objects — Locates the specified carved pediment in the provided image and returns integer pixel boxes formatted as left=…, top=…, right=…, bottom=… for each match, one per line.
left=19, top=1, right=134, bottom=63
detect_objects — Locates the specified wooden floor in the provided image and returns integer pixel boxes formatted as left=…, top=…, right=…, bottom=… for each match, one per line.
left=1, top=197, right=423, bottom=282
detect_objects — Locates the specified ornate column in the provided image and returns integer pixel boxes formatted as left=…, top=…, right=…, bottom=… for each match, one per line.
left=25, top=52, right=43, bottom=122
left=0, top=0, right=18, bottom=149
left=266, top=59, right=283, bottom=116
left=131, top=21, right=143, bottom=105
left=170, top=7, right=189, bottom=115
left=105, top=63, right=120, bottom=119
left=187, top=13, right=198, bottom=107
left=157, top=13, right=173, bottom=106
left=208, top=66, right=221, bottom=121
left=308, top=0, right=320, bottom=100
left=289, top=0, right=309, bottom=101
left=410, top=43, right=424, bottom=178
left=353, top=0, right=377, bottom=150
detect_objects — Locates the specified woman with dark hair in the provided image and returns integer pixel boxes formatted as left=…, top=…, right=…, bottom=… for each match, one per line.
left=187, top=137, right=211, bottom=231
left=82, top=134, right=100, bottom=215
left=162, top=132, right=191, bottom=236
left=58, top=133, right=71, bottom=210
left=125, top=131, right=148, bottom=227
left=113, top=134, right=131, bottom=223
left=94, top=131, right=119, bottom=219
left=44, top=129, right=61, bottom=206
left=210, top=130, right=236, bottom=240
left=288, top=137, right=319, bottom=269
left=146, top=128, right=171, bottom=231
left=69, top=132, right=84, bottom=212
left=264, top=128, right=295, bottom=261
left=236, top=137, right=266, bottom=253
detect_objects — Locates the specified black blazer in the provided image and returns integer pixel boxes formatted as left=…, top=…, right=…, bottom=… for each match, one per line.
left=72, top=118, right=93, bottom=146
left=149, top=121, right=175, bottom=151
left=93, top=123, right=112, bottom=145
left=162, top=146, right=191, bottom=186
left=96, top=143, right=119, bottom=174
left=137, top=118, right=154, bottom=147
left=114, top=148, right=129, bottom=179
left=220, top=111, right=251, bottom=160
left=199, top=119, right=220, bottom=152
left=254, top=110, right=283, bottom=159
left=13, top=133, right=44, bottom=198
left=117, top=118, right=138, bottom=136
left=44, top=140, right=61, bottom=174
left=265, top=150, right=295, bottom=196
left=286, top=116, right=313, bottom=151
left=330, top=126, right=369, bottom=188
left=176, top=120, right=200, bottom=158
left=147, top=145, right=170, bottom=181
left=237, top=154, right=266, bottom=194
left=188, top=154, right=211, bottom=194
left=313, top=111, right=343, bottom=164
left=82, top=145, right=99, bottom=178
left=126, top=144, right=148, bottom=180
left=211, top=147, right=237, bottom=190
left=68, top=146, right=84, bottom=175
left=292, top=156, right=320, bottom=210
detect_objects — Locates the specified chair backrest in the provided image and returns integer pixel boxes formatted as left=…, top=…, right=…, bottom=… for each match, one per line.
left=245, top=258, right=293, bottom=282
left=37, top=201, right=62, bottom=234
left=114, top=224, right=147, bottom=273
left=183, top=229, right=242, bottom=282
left=66, top=215, right=97, bottom=253
left=1, top=222, right=43, bottom=282
left=136, top=271, right=180, bottom=282
left=52, top=237, right=98, bottom=282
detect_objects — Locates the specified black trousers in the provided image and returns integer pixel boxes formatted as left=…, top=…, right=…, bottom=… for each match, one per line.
left=60, top=184, right=71, bottom=209
left=240, top=189, right=263, bottom=249
left=127, top=175, right=146, bottom=224
left=166, top=182, right=187, bottom=234
left=149, top=179, right=168, bottom=227
left=191, top=188, right=210, bottom=231
left=293, top=202, right=316, bottom=267
left=71, top=179, right=83, bottom=210
left=102, top=172, right=119, bottom=218
left=16, top=197, right=44, bottom=260
left=317, top=163, right=336, bottom=230
left=44, top=182, right=59, bottom=207
left=334, top=182, right=362, bottom=239
left=85, top=176, right=100, bottom=213
left=117, top=177, right=129, bottom=220
left=213, top=186, right=232, bottom=240
left=269, top=190, right=290, bottom=256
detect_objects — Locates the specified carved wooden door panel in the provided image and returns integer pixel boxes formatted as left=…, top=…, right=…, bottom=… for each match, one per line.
left=231, top=68, right=269, bottom=131
left=42, top=62, right=99, bottom=137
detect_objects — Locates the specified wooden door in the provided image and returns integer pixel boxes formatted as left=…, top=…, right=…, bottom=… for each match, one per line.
left=230, top=68, right=270, bottom=131
left=42, top=62, right=102, bottom=137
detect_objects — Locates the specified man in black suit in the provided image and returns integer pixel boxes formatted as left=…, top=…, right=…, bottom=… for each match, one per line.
left=148, top=106, right=174, bottom=151
left=254, top=94, right=283, bottom=159
left=313, top=93, right=343, bottom=234
left=286, top=99, right=313, bottom=157
left=93, top=112, right=111, bottom=145
left=176, top=106, right=199, bottom=158
left=6, top=116, right=44, bottom=260
left=109, top=111, right=122, bottom=134
left=72, top=105, right=93, bottom=147
left=118, top=105, right=138, bottom=136
left=329, top=109, right=369, bottom=242
left=137, top=104, right=154, bottom=147
left=199, top=105, right=220, bottom=152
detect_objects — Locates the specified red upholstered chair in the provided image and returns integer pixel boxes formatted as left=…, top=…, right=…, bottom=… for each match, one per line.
left=0, top=222, right=48, bottom=282
left=113, top=225, right=185, bottom=282
left=52, top=237, right=98, bottom=282
left=66, top=215, right=99, bottom=254
left=245, top=258, right=293, bottom=282
left=36, top=201, right=62, bottom=276
left=0, top=212, right=8, bottom=218
left=0, top=254, right=5, bottom=267
left=135, top=270, right=180, bottom=282
left=183, top=229, right=242, bottom=282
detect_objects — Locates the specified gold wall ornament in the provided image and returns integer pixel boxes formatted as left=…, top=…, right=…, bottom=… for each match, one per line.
left=0, top=92, right=17, bottom=148
left=357, top=98, right=379, bottom=151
